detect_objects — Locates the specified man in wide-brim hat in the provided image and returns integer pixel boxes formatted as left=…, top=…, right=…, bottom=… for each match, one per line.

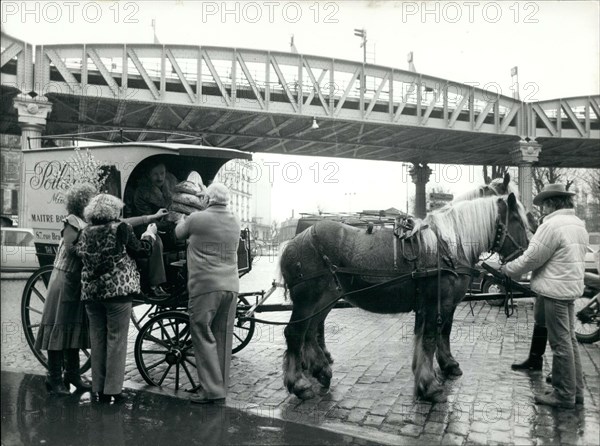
left=533, top=183, right=575, bottom=206
left=500, top=183, right=588, bottom=409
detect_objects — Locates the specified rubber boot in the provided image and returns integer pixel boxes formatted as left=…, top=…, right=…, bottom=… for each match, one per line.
left=64, top=349, right=92, bottom=391
left=45, top=350, right=70, bottom=396
left=511, top=324, right=547, bottom=371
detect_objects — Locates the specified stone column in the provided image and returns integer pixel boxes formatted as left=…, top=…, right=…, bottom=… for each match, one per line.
left=13, top=94, right=53, bottom=225
left=409, top=163, right=432, bottom=218
left=512, top=140, right=541, bottom=211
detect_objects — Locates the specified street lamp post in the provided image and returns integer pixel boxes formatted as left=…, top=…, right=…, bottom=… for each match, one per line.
left=403, top=163, right=410, bottom=215
left=353, top=28, right=367, bottom=63
left=354, top=28, right=367, bottom=93
left=511, top=66, right=519, bottom=100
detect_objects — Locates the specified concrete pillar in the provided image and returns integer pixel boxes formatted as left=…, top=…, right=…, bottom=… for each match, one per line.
left=409, top=163, right=432, bottom=218
left=13, top=94, right=53, bottom=225
left=512, top=140, right=541, bottom=211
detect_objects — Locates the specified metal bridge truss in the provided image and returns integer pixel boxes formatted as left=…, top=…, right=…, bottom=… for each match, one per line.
left=1, top=33, right=599, bottom=167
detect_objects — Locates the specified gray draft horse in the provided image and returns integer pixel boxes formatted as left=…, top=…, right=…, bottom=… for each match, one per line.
left=279, top=188, right=531, bottom=403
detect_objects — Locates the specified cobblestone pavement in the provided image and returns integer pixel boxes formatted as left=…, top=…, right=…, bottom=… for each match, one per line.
left=3, top=263, right=600, bottom=445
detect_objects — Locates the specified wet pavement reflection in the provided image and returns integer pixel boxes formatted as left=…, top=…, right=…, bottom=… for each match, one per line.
left=1, top=371, right=377, bottom=446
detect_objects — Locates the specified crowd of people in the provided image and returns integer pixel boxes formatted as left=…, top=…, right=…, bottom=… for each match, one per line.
left=37, top=160, right=240, bottom=405
left=37, top=174, right=596, bottom=410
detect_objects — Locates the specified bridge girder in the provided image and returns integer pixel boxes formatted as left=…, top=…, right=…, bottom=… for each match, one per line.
left=1, top=33, right=599, bottom=168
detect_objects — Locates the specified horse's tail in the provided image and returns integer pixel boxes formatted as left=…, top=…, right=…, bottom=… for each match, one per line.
left=279, top=227, right=319, bottom=302
left=277, top=240, right=291, bottom=301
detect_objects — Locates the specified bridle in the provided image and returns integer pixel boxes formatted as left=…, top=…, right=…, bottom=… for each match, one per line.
left=490, top=205, right=528, bottom=264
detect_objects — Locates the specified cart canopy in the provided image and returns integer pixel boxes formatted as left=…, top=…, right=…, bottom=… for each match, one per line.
left=22, top=142, right=252, bottom=260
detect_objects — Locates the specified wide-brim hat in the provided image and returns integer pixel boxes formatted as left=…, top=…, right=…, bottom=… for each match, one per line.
left=533, top=183, right=575, bottom=206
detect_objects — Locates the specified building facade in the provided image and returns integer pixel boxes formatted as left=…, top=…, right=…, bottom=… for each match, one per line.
left=215, top=159, right=273, bottom=242
left=0, top=134, right=22, bottom=224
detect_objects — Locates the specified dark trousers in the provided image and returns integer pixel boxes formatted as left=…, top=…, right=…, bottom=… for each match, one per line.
left=138, top=236, right=166, bottom=287
left=85, top=301, right=132, bottom=395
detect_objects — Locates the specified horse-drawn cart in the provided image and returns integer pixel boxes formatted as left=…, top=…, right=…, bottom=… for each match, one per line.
left=20, top=141, right=263, bottom=391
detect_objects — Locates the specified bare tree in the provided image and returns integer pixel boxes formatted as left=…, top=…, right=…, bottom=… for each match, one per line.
left=482, top=165, right=509, bottom=184
left=574, top=168, right=600, bottom=232
left=531, top=167, right=574, bottom=194
left=576, top=168, right=600, bottom=195
left=531, top=167, right=599, bottom=232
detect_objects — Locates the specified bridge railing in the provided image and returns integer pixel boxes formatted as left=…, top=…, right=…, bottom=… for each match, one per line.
left=1, top=32, right=597, bottom=141
left=0, top=33, right=33, bottom=93
left=526, top=96, right=600, bottom=139
left=24, top=41, right=526, bottom=136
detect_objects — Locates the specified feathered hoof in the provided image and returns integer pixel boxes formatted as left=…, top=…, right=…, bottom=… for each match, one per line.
left=417, top=382, right=447, bottom=404
left=430, top=392, right=448, bottom=403
left=295, top=387, right=315, bottom=400
left=315, top=368, right=332, bottom=388
left=324, top=351, right=334, bottom=364
left=421, top=388, right=447, bottom=404
left=444, top=364, right=463, bottom=378
left=293, top=378, right=315, bottom=400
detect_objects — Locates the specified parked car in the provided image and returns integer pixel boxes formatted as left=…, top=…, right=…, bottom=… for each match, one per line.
left=588, top=232, right=600, bottom=253
left=585, top=243, right=599, bottom=274
left=1, top=227, right=39, bottom=272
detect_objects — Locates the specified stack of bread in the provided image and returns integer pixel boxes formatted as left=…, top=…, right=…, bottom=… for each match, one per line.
left=166, top=180, right=208, bottom=221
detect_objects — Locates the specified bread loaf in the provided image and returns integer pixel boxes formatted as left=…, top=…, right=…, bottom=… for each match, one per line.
left=174, top=181, right=201, bottom=195
left=172, top=192, right=207, bottom=210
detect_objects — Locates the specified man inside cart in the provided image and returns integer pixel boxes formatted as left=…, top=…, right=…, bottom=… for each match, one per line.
left=131, top=161, right=178, bottom=298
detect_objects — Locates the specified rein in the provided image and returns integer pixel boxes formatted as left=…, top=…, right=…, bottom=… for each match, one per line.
left=240, top=264, right=472, bottom=326
left=244, top=225, right=475, bottom=327
left=247, top=202, right=526, bottom=326
left=488, top=207, right=529, bottom=316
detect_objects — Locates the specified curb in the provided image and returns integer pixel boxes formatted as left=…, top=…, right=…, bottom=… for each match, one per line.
left=121, top=377, right=408, bottom=446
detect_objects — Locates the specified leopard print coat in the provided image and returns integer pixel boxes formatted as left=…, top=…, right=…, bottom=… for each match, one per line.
left=76, top=221, right=153, bottom=302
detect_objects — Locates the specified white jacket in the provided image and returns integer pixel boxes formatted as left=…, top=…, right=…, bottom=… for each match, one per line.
left=503, top=209, right=588, bottom=300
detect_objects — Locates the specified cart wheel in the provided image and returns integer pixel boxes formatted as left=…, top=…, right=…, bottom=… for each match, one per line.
left=483, top=280, right=505, bottom=306
left=134, top=311, right=197, bottom=391
left=131, top=302, right=159, bottom=331
left=233, top=295, right=255, bottom=354
left=20, top=265, right=91, bottom=373
left=574, top=295, right=600, bottom=344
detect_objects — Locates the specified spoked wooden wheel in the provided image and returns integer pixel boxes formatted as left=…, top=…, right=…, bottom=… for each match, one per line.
left=131, top=283, right=188, bottom=331
left=134, top=311, right=197, bottom=391
left=20, top=265, right=91, bottom=373
left=233, top=295, right=255, bottom=354
left=131, top=301, right=159, bottom=331
left=574, top=295, right=600, bottom=344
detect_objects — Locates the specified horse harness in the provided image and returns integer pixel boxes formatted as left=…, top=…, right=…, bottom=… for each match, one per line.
left=283, top=207, right=526, bottom=326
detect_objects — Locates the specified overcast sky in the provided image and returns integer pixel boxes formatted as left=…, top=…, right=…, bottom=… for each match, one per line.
left=3, top=1, right=599, bottom=221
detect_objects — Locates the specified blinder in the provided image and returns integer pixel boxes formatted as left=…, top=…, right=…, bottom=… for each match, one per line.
left=490, top=205, right=527, bottom=264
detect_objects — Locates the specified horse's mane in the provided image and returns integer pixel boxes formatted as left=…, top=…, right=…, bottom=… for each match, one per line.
left=451, top=185, right=486, bottom=203
left=421, top=195, right=525, bottom=264
left=451, top=178, right=519, bottom=204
